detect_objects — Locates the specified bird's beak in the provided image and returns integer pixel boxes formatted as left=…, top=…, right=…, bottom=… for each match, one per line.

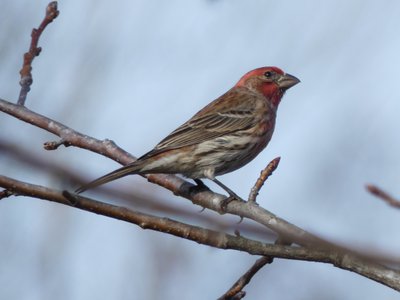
left=277, top=73, right=300, bottom=90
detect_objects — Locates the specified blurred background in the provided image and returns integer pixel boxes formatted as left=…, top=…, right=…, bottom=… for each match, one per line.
left=1, top=1, right=400, bottom=299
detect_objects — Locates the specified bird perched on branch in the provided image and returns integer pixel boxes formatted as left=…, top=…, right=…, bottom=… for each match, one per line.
left=76, top=67, right=300, bottom=201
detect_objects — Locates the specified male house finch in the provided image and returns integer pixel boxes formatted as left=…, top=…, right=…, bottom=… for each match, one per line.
left=76, top=67, right=299, bottom=200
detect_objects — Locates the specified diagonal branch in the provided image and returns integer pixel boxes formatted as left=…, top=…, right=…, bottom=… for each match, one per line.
left=0, top=174, right=323, bottom=260
left=0, top=140, right=276, bottom=240
left=219, top=237, right=292, bottom=298
left=218, top=256, right=273, bottom=300
left=3, top=2, right=399, bottom=297
left=0, top=97, right=326, bottom=247
left=0, top=96, right=395, bottom=249
left=367, top=184, right=400, bottom=209
left=2, top=98, right=400, bottom=291
left=1, top=174, right=400, bottom=292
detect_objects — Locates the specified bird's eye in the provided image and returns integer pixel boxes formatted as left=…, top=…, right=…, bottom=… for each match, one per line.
left=264, top=71, right=273, bottom=78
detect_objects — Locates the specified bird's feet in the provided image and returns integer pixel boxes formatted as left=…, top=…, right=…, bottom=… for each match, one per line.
left=193, top=178, right=249, bottom=212
left=219, top=190, right=247, bottom=213
left=220, top=195, right=236, bottom=211
left=191, top=179, right=211, bottom=193
left=210, top=178, right=246, bottom=211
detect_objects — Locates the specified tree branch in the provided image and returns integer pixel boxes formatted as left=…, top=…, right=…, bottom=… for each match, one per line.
left=2, top=2, right=399, bottom=297
left=1, top=97, right=400, bottom=292
left=248, top=157, right=280, bottom=203
left=0, top=175, right=321, bottom=259
left=367, top=184, right=400, bottom=209
left=0, top=97, right=307, bottom=241
left=18, top=1, right=59, bottom=105
left=0, top=97, right=327, bottom=249
left=0, top=140, right=276, bottom=240
left=218, top=256, right=273, bottom=300
left=1, top=174, right=400, bottom=291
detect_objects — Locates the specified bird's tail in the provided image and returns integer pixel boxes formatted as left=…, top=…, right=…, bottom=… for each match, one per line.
left=75, top=162, right=143, bottom=194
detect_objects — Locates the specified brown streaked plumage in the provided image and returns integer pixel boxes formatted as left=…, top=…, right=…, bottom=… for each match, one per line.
left=75, top=67, right=300, bottom=198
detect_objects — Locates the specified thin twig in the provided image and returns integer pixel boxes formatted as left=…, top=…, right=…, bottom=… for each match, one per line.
left=220, top=237, right=291, bottom=298
left=18, top=1, right=59, bottom=105
left=366, top=184, right=400, bottom=209
left=248, top=157, right=280, bottom=203
left=218, top=158, right=281, bottom=296
left=218, top=256, right=273, bottom=300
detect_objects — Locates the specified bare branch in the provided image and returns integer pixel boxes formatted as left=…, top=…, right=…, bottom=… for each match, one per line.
left=0, top=98, right=298, bottom=240
left=248, top=157, right=280, bottom=203
left=367, top=184, right=400, bottom=209
left=1, top=175, right=400, bottom=291
left=0, top=98, right=395, bottom=250
left=220, top=238, right=291, bottom=298
left=0, top=98, right=135, bottom=162
left=0, top=140, right=277, bottom=240
left=218, top=256, right=273, bottom=300
left=2, top=98, right=400, bottom=291
left=2, top=2, right=399, bottom=297
left=221, top=199, right=288, bottom=298
left=18, top=1, right=59, bottom=105
left=0, top=174, right=318, bottom=259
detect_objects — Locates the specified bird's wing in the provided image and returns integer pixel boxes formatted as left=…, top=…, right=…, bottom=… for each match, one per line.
left=140, top=88, right=262, bottom=159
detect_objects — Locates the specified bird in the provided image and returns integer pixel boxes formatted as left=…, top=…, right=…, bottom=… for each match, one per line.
left=75, top=67, right=300, bottom=201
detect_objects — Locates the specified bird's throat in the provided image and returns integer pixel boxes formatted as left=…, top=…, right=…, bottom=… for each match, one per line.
left=261, top=85, right=284, bottom=107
